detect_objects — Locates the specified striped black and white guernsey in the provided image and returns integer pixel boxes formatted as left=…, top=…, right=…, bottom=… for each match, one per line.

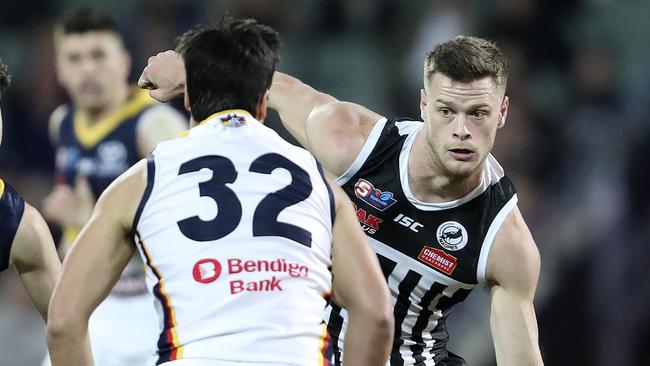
left=326, top=118, right=518, bottom=365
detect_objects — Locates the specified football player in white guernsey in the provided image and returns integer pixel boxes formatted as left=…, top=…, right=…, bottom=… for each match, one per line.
left=0, top=60, right=61, bottom=322
left=47, top=17, right=393, bottom=366
left=139, top=35, right=543, bottom=365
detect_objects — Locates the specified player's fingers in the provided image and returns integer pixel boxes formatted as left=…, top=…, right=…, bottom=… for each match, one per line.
left=137, top=70, right=155, bottom=90
left=149, top=88, right=170, bottom=102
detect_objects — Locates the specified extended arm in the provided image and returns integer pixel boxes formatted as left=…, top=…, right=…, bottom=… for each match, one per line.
left=329, top=179, right=393, bottom=366
left=46, top=160, right=147, bottom=366
left=486, top=207, right=543, bottom=366
left=138, top=51, right=382, bottom=176
left=10, top=203, right=61, bottom=320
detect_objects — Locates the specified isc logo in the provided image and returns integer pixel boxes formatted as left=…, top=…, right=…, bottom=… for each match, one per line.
left=393, top=214, right=423, bottom=232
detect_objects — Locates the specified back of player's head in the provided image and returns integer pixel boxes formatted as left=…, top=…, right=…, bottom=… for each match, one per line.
left=0, top=59, right=10, bottom=101
left=424, top=36, right=508, bottom=92
left=54, top=7, right=121, bottom=41
left=176, top=16, right=280, bottom=121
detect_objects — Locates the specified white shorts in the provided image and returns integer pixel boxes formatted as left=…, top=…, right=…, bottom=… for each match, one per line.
left=43, top=293, right=159, bottom=366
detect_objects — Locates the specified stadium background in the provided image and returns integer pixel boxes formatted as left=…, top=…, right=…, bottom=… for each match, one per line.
left=0, top=0, right=648, bottom=365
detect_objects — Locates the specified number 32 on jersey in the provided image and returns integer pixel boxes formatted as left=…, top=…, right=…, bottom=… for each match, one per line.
left=176, top=153, right=313, bottom=247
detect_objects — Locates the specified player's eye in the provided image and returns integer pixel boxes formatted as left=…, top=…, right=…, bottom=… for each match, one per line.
left=438, top=108, right=454, bottom=117
left=470, top=110, right=487, bottom=119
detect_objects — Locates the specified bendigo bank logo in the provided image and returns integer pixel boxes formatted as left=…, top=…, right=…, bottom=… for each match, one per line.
left=192, top=257, right=308, bottom=295
left=192, top=258, right=222, bottom=283
left=354, top=179, right=397, bottom=211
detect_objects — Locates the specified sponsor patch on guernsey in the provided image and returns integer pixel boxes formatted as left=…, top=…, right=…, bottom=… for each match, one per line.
left=354, top=178, right=397, bottom=211
left=417, top=246, right=458, bottom=275
left=220, top=113, right=247, bottom=127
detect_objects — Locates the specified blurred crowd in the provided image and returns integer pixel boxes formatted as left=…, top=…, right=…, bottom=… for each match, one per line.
left=0, top=0, right=648, bottom=365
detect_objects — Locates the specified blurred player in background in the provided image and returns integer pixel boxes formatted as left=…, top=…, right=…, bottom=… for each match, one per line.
left=47, top=17, right=393, bottom=366
left=41, top=7, right=186, bottom=366
left=0, top=59, right=60, bottom=322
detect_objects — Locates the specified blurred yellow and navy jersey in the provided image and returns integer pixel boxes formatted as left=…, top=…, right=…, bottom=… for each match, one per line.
left=54, top=88, right=156, bottom=199
left=0, top=179, right=25, bottom=272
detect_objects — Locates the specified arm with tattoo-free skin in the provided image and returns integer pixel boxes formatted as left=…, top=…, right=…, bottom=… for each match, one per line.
left=10, top=203, right=61, bottom=321
left=486, top=207, right=544, bottom=366
left=47, top=160, right=147, bottom=366
left=137, top=51, right=381, bottom=176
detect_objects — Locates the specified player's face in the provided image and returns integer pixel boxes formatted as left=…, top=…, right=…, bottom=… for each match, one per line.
left=420, top=72, right=508, bottom=179
left=55, top=31, right=130, bottom=111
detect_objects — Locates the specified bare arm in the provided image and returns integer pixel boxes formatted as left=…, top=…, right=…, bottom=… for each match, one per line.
left=268, top=72, right=338, bottom=147
left=10, top=203, right=61, bottom=321
left=47, top=160, right=147, bottom=366
left=329, top=179, right=393, bottom=366
left=486, top=207, right=543, bottom=366
left=304, top=101, right=382, bottom=176
left=137, top=52, right=382, bottom=176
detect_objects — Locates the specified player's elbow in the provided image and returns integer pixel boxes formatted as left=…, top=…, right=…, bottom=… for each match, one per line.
left=373, top=293, right=395, bottom=340
left=349, top=290, right=394, bottom=341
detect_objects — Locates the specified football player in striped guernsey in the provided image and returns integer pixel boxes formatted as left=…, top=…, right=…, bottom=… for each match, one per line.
left=47, top=17, right=393, bottom=366
left=0, top=59, right=61, bottom=322
left=138, top=35, right=544, bottom=365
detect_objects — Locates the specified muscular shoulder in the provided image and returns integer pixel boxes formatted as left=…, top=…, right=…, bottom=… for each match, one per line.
left=135, top=104, right=187, bottom=157
left=485, top=206, right=540, bottom=296
left=48, top=104, right=70, bottom=144
left=94, top=159, right=149, bottom=230
left=305, top=101, right=383, bottom=176
left=10, top=204, right=52, bottom=271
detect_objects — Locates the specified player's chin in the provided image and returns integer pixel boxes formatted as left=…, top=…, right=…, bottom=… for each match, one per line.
left=444, top=160, right=479, bottom=177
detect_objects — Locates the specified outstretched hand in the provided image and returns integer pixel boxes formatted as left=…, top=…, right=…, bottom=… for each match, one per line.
left=138, top=50, right=186, bottom=102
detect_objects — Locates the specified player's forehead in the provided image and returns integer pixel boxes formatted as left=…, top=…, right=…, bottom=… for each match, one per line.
left=56, top=31, right=123, bottom=54
left=427, top=73, right=503, bottom=106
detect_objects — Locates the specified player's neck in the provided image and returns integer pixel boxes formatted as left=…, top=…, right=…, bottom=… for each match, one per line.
left=80, top=86, right=129, bottom=125
left=408, top=135, right=483, bottom=203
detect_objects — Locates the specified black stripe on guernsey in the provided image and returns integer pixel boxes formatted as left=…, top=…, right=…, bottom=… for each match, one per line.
left=134, top=231, right=180, bottom=364
left=132, top=156, right=156, bottom=229
left=327, top=303, right=345, bottom=366
left=316, top=161, right=336, bottom=225
left=377, top=253, right=398, bottom=280
left=390, top=270, right=423, bottom=366
left=409, top=282, right=448, bottom=363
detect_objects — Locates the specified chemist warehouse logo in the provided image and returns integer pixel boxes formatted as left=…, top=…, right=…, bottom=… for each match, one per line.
left=192, top=257, right=308, bottom=294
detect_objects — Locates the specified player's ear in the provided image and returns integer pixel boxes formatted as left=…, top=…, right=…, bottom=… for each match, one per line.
left=420, top=89, right=428, bottom=121
left=256, top=90, right=269, bottom=122
left=183, top=84, right=191, bottom=112
left=498, top=96, right=509, bottom=128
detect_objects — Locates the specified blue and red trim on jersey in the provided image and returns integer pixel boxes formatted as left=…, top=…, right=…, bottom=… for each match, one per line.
left=135, top=231, right=183, bottom=364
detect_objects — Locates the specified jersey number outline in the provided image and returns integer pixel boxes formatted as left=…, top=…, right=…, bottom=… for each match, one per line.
left=177, top=153, right=313, bottom=247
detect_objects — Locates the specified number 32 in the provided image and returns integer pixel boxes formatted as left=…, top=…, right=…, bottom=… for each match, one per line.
left=176, top=153, right=313, bottom=247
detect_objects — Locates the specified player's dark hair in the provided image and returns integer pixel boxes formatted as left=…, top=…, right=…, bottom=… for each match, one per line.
left=425, top=36, right=508, bottom=91
left=55, top=7, right=120, bottom=37
left=176, top=16, right=280, bottom=121
left=0, top=59, right=10, bottom=100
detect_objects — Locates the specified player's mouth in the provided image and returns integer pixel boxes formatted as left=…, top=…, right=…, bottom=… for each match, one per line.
left=80, top=80, right=103, bottom=95
left=448, top=148, right=475, bottom=161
